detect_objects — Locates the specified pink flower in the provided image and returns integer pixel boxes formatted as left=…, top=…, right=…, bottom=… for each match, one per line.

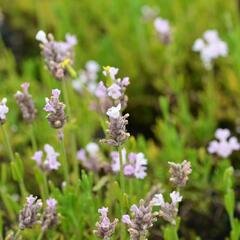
left=208, top=128, right=240, bottom=158
left=26, top=195, right=38, bottom=205
left=154, top=18, right=170, bottom=34
left=76, top=149, right=87, bottom=162
left=32, top=144, right=60, bottom=172
left=21, top=82, right=30, bottom=93
left=107, top=83, right=121, bottom=99
left=122, top=77, right=130, bottom=86
left=95, top=81, right=107, bottom=98
left=32, top=151, right=43, bottom=167
left=122, top=214, right=132, bottom=224
left=193, top=30, right=228, bottom=69
left=65, top=34, right=78, bottom=46
left=106, top=104, right=121, bottom=119
left=0, top=98, right=9, bottom=123
left=46, top=198, right=57, bottom=208
left=110, top=150, right=148, bottom=179
left=103, top=66, right=119, bottom=80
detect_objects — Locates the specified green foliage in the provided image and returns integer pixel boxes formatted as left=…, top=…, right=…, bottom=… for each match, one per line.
left=0, top=0, right=239, bottom=239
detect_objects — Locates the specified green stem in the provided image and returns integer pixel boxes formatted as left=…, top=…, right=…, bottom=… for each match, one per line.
left=13, top=229, right=21, bottom=240
left=61, top=79, right=79, bottom=181
left=43, top=172, right=49, bottom=200
left=30, top=123, right=37, bottom=151
left=118, top=146, right=126, bottom=240
left=1, top=124, right=14, bottom=162
left=59, top=137, right=69, bottom=183
left=66, top=64, right=77, bottom=79
left=19, top=179, right=27, bottom=199
left=99, top=118, right=107, bottom=136
left=174, top=226, right=179, bottom=240
left=118, top=146, right=125, bottom=194
left=71, top=133, right=79, bottom=181
left=62, top=79, right=71, bottom=118
left=37, top=231, right=44, bottom=240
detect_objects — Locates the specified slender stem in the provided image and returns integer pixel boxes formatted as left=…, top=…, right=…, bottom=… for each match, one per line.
left=118, top=146, right=125, bottom=194
left=30, top=123, right=37, bottom=151
left=70, top=133, right=79, bottom=180
left=37, top=231, right=44, bottom=240
left=129, top=178, right=133, bottom=197
left=43, top=172, right=49, bottom=200
left=13, top=229, right=21, bottom=240
left=59, top=137, right=69, bottom=183
left=99, top=118, right=107, bottom=136
left=118, top=146, right=126, bottom=240
left=62, top=79, right=71, bottom=118
left=173, top=225, right=179, bottom=240
left=19, top=179, right=27, bottom=199
left=61, top=79, right=79, bottom=180
left=66, top=64, right=77, bottom=79
left=1, top=124, right=14, bottom=162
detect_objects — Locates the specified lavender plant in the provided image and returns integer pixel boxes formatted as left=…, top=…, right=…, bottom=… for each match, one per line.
left=1, top=2, right=240, bottom=239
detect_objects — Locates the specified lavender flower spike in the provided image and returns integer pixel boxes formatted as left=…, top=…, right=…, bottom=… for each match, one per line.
left=101, top=104, right=130, bottom=147
left=19, top=195, right=42, bottom=230
left=0, top=98, right=9, bottom=125
left=93, top=207, right=118, bottom=239
left=151, top=191, right=182, bottom=224
left=44, top=89, right=66, bottom=129
left=168, top=160, right=192, bottom=187
left=41, top=198, right=59, bottom=232
left=122, top=199, right=157, bottom=240
left=15, top=82, right=37, bottom=123
left=36, top=30, right=77, bottom=80
left=154, top=17, right=171, bottom=44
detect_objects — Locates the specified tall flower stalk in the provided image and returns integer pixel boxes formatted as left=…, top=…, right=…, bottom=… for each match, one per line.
left=118, top=146, right=126, bottom=240
left=61, top=79, right=79, bottom=181
left=101, top=103, right=130, bottom=240
left=43, top=89, right=69, bottom=182
left=15, top=82, right=37, bottom=151
left=1, top=123, right=14, bottom=162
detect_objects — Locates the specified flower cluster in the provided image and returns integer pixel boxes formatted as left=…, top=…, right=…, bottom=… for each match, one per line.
left=122, top=199, right=157, bottom=240
left=101, top=104, right=130, bottom=147
left=93, top=207, right=118, bottom=240
left=168, top=160, right=192, bottom=187
left=19, top=195, right=59, bottom=232
left=154, top=17, right=171, bottom=44
left=151, top=191, right=182, bottom=224
left=15, top=82, right=37, bottom=124
left=92, top=66, right=130, bottom=114
left=19, top=195, right=43, bottom=230
left=72, top=60, right=100, bottom=93
left=32, top=144, right=61, bottom=172
left=36, top=30, right=77, bottom=80
left=111, top=148, right=148, bottom=179
left=44, top=89, right=66, bottom=130
left=208, top=128, right=240, bottom=158
left=192, top=30, right=228, bottom=69
left=76, top=142, right=110, bottom=173
left=0, top=97, right=9, bottom=125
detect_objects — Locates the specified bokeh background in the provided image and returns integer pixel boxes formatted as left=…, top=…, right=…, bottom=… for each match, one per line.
left=0, top=0, right=240, bottom=239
